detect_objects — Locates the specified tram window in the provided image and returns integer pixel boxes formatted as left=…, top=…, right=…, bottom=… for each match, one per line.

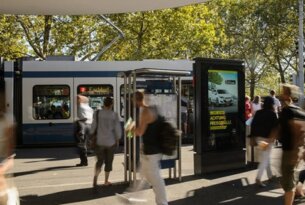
left=33, top=85, right=70, bottom=120
left=77, top=84, right=113, bottom=111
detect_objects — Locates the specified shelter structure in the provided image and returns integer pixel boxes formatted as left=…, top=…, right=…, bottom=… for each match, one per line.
left=119, top=68, right=191, bottom=183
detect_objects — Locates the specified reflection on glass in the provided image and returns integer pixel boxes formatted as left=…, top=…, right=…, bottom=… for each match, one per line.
left=77, top=84, right=113, bottom=111
left=33, top=85, right=70, bottom=120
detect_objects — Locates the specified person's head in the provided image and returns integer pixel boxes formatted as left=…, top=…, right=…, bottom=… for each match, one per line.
left=270, top=90, right=275, bottom=97
left=245, top=95, right=250, bottom=102
left=103, top=97, right=113, bottom=108
left=253, top=95, right=261, bottom=104
left=77, top=95, right=89, bottom=104
left=280, top=84, right=300, bottom=104
left=262, top=96, right=274, bottom=110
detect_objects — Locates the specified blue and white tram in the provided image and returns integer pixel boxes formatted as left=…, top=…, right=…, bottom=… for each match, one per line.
left=3, top=58, right=193, bottom=146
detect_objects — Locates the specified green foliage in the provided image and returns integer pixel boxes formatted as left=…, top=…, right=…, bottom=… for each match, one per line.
left=208, top=72, right=223, bottom=85
left=0, top=0, right=302, bottom=97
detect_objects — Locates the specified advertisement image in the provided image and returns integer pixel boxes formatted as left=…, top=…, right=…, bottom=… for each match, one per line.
left=208, top=70, right=238, bottom=113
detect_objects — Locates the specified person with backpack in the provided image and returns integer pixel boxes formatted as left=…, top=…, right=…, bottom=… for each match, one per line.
left=129, top=91, right=168, bottom=205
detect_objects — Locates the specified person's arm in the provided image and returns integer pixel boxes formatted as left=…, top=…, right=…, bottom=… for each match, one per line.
left=135, top=107, right=151, bottom=137
left=114, top=113, right=122, bottom=146
left=89, top=111, right=98, bottom=137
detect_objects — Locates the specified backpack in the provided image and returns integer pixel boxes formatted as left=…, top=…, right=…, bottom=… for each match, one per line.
left=158, top=116, right=180, bottom=156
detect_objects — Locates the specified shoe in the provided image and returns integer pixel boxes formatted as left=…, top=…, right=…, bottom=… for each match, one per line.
left=256, top=179, right=267, bottom=187
left=104, top=181, right=112, bottom=186
left=268, top=175, right=277, bottom=183
left=76, top=163, right=88, bottom=167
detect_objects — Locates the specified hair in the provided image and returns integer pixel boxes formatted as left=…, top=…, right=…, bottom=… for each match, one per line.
left=135, top=91, right=144, bottom=102
left=270, top=90, right=275, bottom=96
left=245, top=95, right=250, bottom=101
left=252, top=95, right=261, bottom=104
left=281, top=84, right=300, bottom=101
left=77, top=95, right=89, bottom=103
left=103, top=97, right=113, bottom=107
left=262, top=96, right=274, bottom=110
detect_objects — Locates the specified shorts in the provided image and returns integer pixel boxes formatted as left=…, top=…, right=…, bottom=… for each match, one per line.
left=280, top=151, right=299, bottom=192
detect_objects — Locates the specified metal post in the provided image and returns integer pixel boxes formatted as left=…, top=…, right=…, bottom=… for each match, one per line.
left=178, top=77, right=182, bottom=181
left=298, top=0, right=304, bottom=106
left=128, top=75, right=132, bottom=183
left=132, top=71, right=137, bottom=183
left=123, top=74, right=127, bottom=182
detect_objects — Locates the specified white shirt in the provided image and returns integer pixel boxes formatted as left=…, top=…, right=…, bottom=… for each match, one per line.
left=77, top=103, right=93, bottom=124
left=272, top=96, right=281, bottom=114
left=251, top=102, right=262, bottom=116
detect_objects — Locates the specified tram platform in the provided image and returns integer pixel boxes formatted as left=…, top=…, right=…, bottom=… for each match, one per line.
left=11, top=145, right=305, bottom=205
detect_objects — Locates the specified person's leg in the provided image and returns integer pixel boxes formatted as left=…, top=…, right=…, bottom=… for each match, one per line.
left=77, top=122, right=87, bottom=166
left=265, top=144, right=273, bottom=179
left=143, top=154, right=167, bottom=205
left=104, top=146, right=115, bottom=185
left=296, top=170, right=305, bottom=196
left=93, top=147, right=104, bottom=187
left=284, top=191, right=295, bottom=205
left=256, top=139, right=271, bottom=185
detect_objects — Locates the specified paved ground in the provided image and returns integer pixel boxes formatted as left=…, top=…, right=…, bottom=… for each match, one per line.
left=8, top=145, right=305, bottom=205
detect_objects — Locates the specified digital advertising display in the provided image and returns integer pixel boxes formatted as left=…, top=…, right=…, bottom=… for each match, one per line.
left=193, top=58, right=245, bottom=174
left=208, top=70, right=238, bottom=132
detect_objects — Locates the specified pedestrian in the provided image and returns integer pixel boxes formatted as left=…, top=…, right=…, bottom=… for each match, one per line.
left=250, top=96, right=278, bottom=187
left=251, top=95, right=262, bottom=116
left=270, top=89, right=282, bottom=116
left=245, top=95, right=252, bottom=121
left=278, top=84, right=305, bottom=205
left=127, top=91, right=168, bottom=205
left=91, top=97, right=121, bottom=189
left=75, top=95, right=93, bottom=167
left=0, top=97, right=19, bottom=205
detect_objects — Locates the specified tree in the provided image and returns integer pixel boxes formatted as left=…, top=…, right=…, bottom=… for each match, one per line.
left=0, top=15, right=27, bottom=60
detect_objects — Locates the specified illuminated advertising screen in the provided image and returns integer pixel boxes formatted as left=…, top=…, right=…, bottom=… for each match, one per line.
left=207, top=70, right=240, bottom=151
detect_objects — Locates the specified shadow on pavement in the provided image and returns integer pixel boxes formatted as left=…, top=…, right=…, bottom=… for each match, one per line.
left=20, top=182, right=129, bottom=205
left=168, top=178, right=305, bottom=205
left=19, top=176, right=305, bottom=205
left=15, top=147, right=78, bottom=161
left=14, top=165, right=77, bottom=177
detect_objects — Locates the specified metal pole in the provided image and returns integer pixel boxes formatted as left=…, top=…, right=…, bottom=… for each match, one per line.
left=298, top=0, right=304, bottom=106
left=123, top=74, right=127, bottom=182
left=178, top=77, right=182, bottom=181
left=132, top=72, right=137, bottom=183
left=128, top=75, right=132, bottom=183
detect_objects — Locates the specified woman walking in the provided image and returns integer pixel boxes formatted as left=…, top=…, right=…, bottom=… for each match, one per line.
left=91, top=97, right=121, bottom=189
left=250, top=96, right=278, bottom=187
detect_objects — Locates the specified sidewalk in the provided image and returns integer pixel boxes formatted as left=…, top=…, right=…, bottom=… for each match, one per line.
left=11, top=145, right=305, bottom=205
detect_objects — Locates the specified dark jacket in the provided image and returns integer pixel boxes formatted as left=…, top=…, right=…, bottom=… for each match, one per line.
left=279, top=105, right=305, bottom=151
left=250, top=109, right=278, bottom=138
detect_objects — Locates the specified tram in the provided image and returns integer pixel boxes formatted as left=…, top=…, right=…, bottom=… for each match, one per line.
left=1, top=57, right=194, bottom=146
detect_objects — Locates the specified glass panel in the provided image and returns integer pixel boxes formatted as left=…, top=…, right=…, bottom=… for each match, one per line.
left=77, top=84, right=113, bottom=111
left=33, top=85, right=70, bottom=120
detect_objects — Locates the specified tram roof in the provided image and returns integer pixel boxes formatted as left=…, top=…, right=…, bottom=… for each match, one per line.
left=1, top=0, right=208, bottom=15
left=118, top=68, right=192, bottom=78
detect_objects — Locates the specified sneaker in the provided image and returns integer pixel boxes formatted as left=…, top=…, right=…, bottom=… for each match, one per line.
left=268, top=175, right=277, bottom=183
left=256, top=179, right=267, bottom=187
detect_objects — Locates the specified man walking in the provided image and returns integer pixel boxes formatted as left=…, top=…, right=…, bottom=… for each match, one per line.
left=75, top=95, right=93, bottom=166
